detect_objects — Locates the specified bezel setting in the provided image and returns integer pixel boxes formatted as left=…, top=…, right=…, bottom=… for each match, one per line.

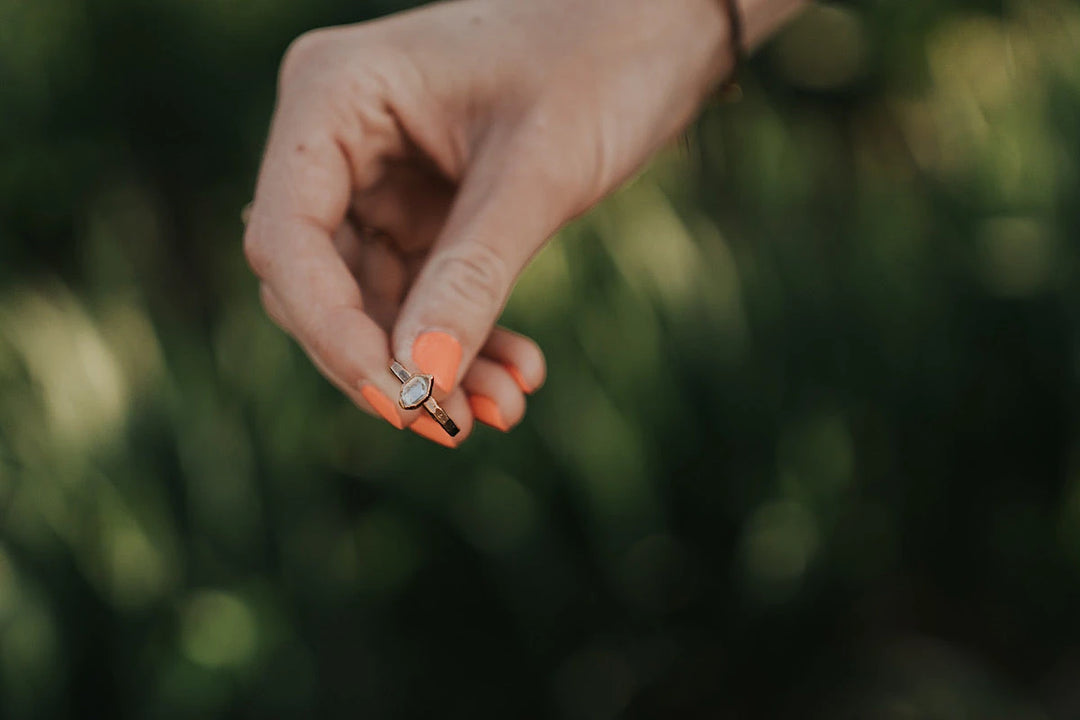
left=398, top=373, right=435, bottom=410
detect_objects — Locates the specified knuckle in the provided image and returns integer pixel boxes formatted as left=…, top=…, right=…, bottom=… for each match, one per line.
left=277, top=28, right=390, bottom=140
left=434, top=245, right=510, bottom=313
left=279, top=28, right=336, bottom=90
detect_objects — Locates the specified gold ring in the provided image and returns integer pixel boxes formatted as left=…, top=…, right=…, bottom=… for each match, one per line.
left=390, top=361, right=460, bottom=438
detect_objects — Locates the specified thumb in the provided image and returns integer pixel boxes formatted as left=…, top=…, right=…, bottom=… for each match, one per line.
left=392, top=158, right=556, bottom=394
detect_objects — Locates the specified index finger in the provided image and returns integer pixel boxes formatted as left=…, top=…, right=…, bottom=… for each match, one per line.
left=243, top=56, right=403, bottom=424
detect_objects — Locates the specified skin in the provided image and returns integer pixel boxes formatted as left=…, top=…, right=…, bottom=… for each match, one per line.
left=244, top=0, right=806, bottom=446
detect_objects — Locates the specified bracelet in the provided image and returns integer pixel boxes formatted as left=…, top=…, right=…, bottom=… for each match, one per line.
left=717, top=0, right=745, bottom=102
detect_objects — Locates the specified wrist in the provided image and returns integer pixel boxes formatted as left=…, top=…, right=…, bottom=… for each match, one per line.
left=666, top=0, right=809, bottom=92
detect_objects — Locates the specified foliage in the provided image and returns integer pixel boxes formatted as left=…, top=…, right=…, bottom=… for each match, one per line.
left=1, top=0, right=1079, bottom=717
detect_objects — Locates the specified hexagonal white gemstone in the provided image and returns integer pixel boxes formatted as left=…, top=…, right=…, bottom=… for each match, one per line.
left=400, top=374, right=432, bottom=408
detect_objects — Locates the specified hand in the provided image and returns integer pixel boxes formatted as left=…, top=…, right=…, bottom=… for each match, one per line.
left=243, top=0, right=769, bottom=446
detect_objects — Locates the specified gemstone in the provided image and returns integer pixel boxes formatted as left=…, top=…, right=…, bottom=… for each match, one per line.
left=399, top=374, right=433, bottom=409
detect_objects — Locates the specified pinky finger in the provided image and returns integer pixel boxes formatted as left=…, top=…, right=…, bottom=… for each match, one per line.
left=461, top=357, right=527, bottom=432
left=482, top=327, right=546, bottom=395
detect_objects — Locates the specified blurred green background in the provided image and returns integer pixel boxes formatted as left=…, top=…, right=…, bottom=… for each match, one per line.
left=2, top=0, right=1080, bottom=717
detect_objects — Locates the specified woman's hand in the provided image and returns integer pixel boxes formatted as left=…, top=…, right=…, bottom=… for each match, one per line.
left=243, top=0, right=795, bottom=446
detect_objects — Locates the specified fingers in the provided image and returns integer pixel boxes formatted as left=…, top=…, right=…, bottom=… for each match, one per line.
left=248, top=30, right=551, bottom=446
left=263, top=271, right=543, bottom=444
left=260, top=283, right=404, bottom=428
left=390, top=141, right=559, bottom=396
left=244, top=37, right=409, bottom=428
left=266, top=280, right=534, bottom=440
left=461, top=357, right=526, bottom=432
left=250, top=224, right=408, bottom=432
left=263, top=281, right=483, bottom=444
left=482, top=327, right=546, bottom=394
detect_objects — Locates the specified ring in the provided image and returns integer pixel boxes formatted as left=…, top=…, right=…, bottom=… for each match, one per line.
left=389, top=360, right=460, bottom=438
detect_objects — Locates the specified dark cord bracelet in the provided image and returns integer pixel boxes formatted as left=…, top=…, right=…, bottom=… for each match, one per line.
left=718, top=0, right=745, bottom=101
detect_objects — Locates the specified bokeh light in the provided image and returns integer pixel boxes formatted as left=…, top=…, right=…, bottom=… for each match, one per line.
left=2, top=0, right=1080, bottom=717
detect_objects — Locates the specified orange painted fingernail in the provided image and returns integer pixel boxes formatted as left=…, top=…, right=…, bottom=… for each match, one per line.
left=413, top=331, right=462, bottom=393
left=469, top=395, right=508, bottom=432
left=505, top=364, right=534, bottom=394
left=360, top=385, right=404, bottom=430
left=410, top=414, right=457, bottom=448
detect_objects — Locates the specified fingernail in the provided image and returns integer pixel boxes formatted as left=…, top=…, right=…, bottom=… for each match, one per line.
left=410, top=414, right=457, bottom=448
left=469, top=395, right=508, bottom=432
left=413, top=331, right=462, bottom=393
left=360, top=385, right=404, bottom=430
left=505, top=364, right=534, bottom=394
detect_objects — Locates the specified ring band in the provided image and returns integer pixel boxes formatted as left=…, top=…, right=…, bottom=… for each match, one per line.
left=390, top=360, right=460, bottom=438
